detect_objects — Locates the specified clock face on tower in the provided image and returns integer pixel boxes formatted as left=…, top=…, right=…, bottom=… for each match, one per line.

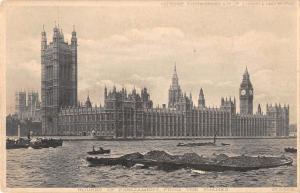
left=241, top=89, right=246, bottom=96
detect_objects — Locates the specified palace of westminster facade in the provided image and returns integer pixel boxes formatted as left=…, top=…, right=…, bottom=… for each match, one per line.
left=41, top=26, right=289, bottom=138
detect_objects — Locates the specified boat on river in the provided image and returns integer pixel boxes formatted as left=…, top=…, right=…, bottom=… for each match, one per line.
left=86, top=150, right=293, bottom=172
left=87, top=149, right=110, bottom=155
left=177, top=133, right=217, bottom=147
left=6, top=125, right=31, bottom=149
left=221, top=143, right=230, bottom=146
left=284, top=147, right=297, bottom=153
left=177, top=142, right=215, bottom=147
left=6, top=137, right=30, bottom=149
left=87, top=146, right=110, bottom=155
left=30, top=138, right=63, bottom=149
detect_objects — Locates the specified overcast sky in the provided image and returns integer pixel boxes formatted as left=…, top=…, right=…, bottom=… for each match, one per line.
left=5, top=2, right=297, bottom=123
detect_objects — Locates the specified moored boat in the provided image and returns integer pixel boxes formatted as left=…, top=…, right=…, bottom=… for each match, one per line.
left=6, top=125, right=31, bottom=149
left=6, top=138, right=30, bottom=149
left=30, top=138, right=63, bottom=149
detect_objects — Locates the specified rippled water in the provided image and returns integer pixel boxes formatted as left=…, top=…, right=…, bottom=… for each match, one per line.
left=6, top=138, right=297, bottom=187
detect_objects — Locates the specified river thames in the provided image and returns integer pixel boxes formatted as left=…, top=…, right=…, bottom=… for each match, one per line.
left=6, top=138, right=297, bottom=187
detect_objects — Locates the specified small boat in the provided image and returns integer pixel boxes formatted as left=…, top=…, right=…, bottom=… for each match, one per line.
left=177, top=142, right=215, bottom=147
left=87, top=149, right=111, bottom=155
left=284, top=147, right=297, bottom=153
left=221, top=143, right=230, bottom=146
left=177, top=132, right=218, bottom=147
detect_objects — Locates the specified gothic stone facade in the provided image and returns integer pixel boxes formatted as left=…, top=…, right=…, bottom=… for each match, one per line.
left=41, top=25, right=77, bottom=135
left=15, top=91, right=41, bottom=122
left=42, top=26, right=289, bottom=137
left=57, top=67, right=289, bottom=138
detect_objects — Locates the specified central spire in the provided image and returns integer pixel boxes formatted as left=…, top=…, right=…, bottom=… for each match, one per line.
left=172, top=63, right=179, bottom=88
left=168, top=63, right=182, bottom=108
left=174, top=63, right=177, bottom=73
left=244, top=66, right=249, bottom=77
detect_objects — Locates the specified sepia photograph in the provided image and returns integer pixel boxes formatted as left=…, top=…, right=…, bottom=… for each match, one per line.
left=1, top=0, right=299, bottom=192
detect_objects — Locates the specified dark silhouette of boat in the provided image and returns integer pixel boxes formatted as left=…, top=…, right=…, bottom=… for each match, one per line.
left=30, top=138, right=63, bottom=149
left=87, top=146, right=110, bottom=155
left=87, top=149, right=111, bottom=155
left=177, top=132, right=217, bottom=147
left=221, top=143, right=230, bottom=146
left=284, top=147, right=297, bottom=153
left=6, top=125, right=31, bottom=149
left=177, top=142, right=215, bottom=147
left=6, top=138, right=30, bottom=149
left=86, top=150, right=293, bottom=172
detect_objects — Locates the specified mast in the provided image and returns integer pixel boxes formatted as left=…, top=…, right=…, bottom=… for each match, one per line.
left=17, top=125, right=20, bottom=138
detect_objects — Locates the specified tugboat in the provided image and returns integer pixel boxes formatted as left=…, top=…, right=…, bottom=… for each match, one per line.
left=284, top=147, right=297, bottom=153
left=87, top=146, right=111, bottom=155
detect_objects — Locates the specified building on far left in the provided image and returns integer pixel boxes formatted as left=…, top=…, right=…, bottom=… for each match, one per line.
left=15, top=91, right=41, bottom=122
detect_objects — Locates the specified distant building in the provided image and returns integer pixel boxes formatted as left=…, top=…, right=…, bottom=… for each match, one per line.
left=15, top=91, right=41, bottom=122
left=42, top=25, right=289, bottom=138
left=267, top=104, right=289, bottom=136
left=15, top=91, right=26, bottom=113
left=289, top=124, right=297, bottom=137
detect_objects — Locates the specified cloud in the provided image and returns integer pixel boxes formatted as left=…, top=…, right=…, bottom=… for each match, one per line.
left=6, top=25, right=297, bottom=123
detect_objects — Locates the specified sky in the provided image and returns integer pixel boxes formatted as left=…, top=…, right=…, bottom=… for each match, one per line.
left=5, top=2, right=298, bottom=123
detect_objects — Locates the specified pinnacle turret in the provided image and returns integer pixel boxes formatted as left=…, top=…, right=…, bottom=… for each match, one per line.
left=168, top=64, right=182, bottom=108
left=85, top=94, right=92, bottom=108
left=41, top=25, right=47, bottom=50
left=198, top=88, right=205, bottom=108
left=171, top=63, right=179, bottom=88
left=257, top=104, right=262, bottom=114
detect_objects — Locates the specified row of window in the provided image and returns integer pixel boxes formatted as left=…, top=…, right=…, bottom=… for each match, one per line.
left=59, top=113, right=115, bottom=122
left=59, top=123, right=116, bottom=131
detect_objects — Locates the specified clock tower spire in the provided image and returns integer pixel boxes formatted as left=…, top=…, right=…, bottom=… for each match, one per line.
left=239, top=66, right=253, bottom=115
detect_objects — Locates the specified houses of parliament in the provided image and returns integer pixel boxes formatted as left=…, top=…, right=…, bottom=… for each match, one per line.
left=41, top=25, right=289, bottom=138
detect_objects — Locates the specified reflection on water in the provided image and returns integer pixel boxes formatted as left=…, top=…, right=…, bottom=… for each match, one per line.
left=6, top=138, right=297, bottom=187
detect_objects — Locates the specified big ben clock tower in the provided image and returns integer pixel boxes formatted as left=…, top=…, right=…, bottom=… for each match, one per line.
left=239, top=66, right=253, bottom=115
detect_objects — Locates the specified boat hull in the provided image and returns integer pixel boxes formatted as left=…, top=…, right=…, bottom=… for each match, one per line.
left=87, top=150, right=111, bottom=155
left=86, top=151, right=293, bottom=172
left=284, top=148, right=297, bottom=153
